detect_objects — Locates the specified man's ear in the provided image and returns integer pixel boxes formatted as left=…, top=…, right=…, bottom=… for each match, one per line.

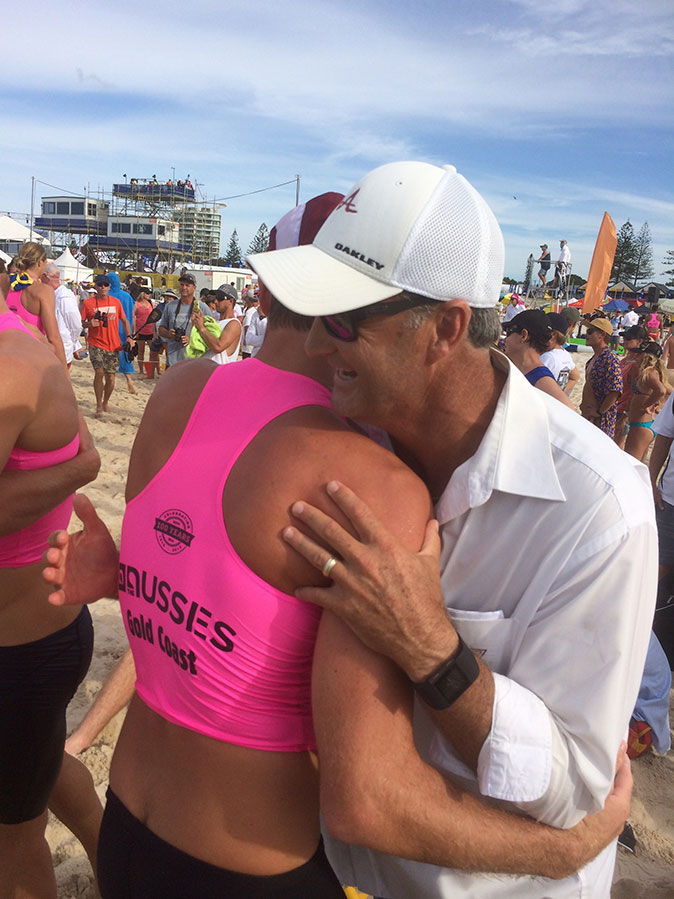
left=428, top=300, right=471, bottom=362
left=258, top=282, right=272, bottom=316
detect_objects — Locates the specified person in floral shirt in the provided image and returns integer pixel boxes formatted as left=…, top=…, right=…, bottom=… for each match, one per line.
left=580, top=317, right=623, bottom=437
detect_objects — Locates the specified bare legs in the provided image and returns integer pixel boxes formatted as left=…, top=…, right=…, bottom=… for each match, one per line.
left=624, top=424, right=654, bottom=462
left=0, top=812, right=57, bottom=899
left=48, top=754, right=103, bottom=882
left=93, top=370, right=116, bottom=413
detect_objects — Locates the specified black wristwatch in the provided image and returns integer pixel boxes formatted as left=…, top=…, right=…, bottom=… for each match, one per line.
left=413, top=637, right=480, bottom=710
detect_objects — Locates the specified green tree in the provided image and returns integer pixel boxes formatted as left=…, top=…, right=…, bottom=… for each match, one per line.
left=663, top=249, right=674, bottom=288
left=611, top=220, right=637, bottom=283
left=632, top=222, right=654, bottom=285
left=247, top=223, right=269, bottom=256
left=225, top=229, right=243, bottom=267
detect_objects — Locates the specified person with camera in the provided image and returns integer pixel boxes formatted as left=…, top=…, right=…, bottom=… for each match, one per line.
left=157, top=273, right=210, bottom=367
left=80, top=274, right=133, bottom=414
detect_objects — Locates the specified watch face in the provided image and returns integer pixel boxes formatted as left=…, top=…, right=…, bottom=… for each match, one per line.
left=414, top=638, right=480, bottom=710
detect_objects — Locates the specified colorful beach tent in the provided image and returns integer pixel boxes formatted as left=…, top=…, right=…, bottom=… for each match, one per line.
left=602, top=298, right=630, bottom=312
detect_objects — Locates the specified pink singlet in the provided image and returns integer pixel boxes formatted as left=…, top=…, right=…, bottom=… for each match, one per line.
left=0, top=311, right=79, bottom=567
left=5, top=289, right=44, bottom=334
left=118, top=359, right=332, bottom=751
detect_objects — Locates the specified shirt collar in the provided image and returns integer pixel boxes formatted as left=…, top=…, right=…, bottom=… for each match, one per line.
left=435, top=350, right=566, bottom=523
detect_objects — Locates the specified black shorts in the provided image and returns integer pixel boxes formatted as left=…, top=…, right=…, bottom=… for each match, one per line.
left=0, top=607, right=93, bottom=824
left=99, top=788, right=346, bottom=898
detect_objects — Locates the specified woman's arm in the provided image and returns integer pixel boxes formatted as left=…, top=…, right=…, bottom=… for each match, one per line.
left=535, top=375, right=576, bottom=410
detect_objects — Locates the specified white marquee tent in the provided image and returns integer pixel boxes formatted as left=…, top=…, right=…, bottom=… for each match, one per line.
left=52, top=247, right=93, bottom=283
left=0, top=215, right=50, bottom=248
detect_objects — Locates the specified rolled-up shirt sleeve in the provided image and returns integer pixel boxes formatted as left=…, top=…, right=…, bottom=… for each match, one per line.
left=476, top=513, right=656, bottom=827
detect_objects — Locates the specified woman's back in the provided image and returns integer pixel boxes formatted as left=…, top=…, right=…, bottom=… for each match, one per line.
left=112, top=360, right=340, bottom=878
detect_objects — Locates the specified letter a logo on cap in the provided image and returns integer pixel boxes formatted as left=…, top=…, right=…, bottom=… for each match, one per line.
left=335, top=189, right=359, bottom=213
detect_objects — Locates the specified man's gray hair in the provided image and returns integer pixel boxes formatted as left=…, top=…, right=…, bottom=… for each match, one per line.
left=45, top=263, right=61, bottom=281
left=404, top=294, right=501, bottom=348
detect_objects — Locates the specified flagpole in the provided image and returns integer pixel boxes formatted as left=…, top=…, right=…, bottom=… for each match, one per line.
left=29, top=176, right=35, bottom=241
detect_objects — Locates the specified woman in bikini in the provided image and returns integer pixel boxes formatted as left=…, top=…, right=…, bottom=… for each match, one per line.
left=5, top=242, right=67, bottom=369
left=625, top=341, right=672, bottom=461
left=0, top=292, right=101, bottom=896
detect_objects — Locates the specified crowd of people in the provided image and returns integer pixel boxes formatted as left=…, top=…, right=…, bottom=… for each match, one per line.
left=0, top=161, right=670, bottom=899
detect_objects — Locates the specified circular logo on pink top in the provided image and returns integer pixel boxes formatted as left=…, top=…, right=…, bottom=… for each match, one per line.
left=153, top=509, right=195, bottom=555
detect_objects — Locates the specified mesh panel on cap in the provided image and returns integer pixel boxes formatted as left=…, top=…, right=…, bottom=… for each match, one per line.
left=391, top=172, right=503, bottom=307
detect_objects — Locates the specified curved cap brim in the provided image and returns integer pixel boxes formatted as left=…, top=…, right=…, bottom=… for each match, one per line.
left=247, top=245, right=403, bottom=316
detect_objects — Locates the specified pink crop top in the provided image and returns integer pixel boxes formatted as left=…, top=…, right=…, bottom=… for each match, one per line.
left=6, top=289, right=44, bottom=334
left=0, top=310, right=79, bottom=566
left=118, top=359, right=332, bottom=752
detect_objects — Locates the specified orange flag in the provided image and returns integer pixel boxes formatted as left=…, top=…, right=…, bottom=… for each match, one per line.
left=583, top=212, right=617, bottom=314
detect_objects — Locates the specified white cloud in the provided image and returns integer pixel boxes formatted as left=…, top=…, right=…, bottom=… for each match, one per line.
left=0, top=0, right=671, bottom=271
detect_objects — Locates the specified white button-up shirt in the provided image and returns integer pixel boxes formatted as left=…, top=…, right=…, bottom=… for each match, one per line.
left=325, top=352, right=656, bottom=899
left=54, top=284, right=83, bottom=364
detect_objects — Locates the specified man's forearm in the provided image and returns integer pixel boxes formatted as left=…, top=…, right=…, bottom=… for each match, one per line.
left=0, top=450, right=100, bottom=536
left=324, top=750, right=605, bottom=880
left=424, top=655, right=495, bottom=770
left=649, top=435, right=672, bottom=487
left=598, top=391, right=620, bottom=415
left=315, top=615, right=624, bottom=881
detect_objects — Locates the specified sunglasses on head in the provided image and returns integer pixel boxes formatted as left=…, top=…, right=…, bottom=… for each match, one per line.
left=320, top=294, right=433, bottom=342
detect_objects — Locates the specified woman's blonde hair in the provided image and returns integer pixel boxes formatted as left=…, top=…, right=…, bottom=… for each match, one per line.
left=639, top=352, right=667, bottom=385
left=15, top=241, right=47, bottom=272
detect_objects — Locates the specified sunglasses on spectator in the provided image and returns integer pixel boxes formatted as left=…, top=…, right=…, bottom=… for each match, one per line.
left=320, top=295, right=432, bottom=342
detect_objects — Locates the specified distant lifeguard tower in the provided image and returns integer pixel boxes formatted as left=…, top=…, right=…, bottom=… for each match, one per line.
left=34, top=175, right=222, bottom=272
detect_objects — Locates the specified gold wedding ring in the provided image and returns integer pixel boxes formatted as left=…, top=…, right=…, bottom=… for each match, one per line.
left=322, top=556, right=338, bottom=578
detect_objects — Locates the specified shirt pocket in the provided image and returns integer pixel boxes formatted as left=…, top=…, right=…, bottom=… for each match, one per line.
left=446, top=608, right=514, bottom=674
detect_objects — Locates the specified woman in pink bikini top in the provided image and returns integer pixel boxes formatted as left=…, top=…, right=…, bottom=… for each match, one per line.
left=5, top=242, right=67, bottom=369
left=0, top=297, right=100, bottom=896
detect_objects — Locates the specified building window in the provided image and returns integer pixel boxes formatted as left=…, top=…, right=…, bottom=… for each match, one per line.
left=111, top=222, right=131, bottom=234
left=158, top=226, right=165, bottom=236
left=43, top=202, right=55, bottom=214
left=87, top=203, right=97, bottom=216
left=57, top=202, right=69, bottom=214
left=71, top=202, right=84, bottom=215
left=132, top=224, right=152, bottom=235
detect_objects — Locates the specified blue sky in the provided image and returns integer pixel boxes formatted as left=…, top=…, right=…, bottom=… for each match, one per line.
left=1, top=0, right=672, bottom=281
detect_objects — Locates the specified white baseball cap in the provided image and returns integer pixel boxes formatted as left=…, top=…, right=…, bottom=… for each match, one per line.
left=247, top=161, right=504, bottom=315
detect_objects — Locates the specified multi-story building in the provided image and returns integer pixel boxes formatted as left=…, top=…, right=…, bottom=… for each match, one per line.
left=179, top=206, right=222, bottom=264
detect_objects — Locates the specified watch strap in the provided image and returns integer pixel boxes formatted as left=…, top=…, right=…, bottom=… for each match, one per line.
left=413, top=636, right=480, bottom=710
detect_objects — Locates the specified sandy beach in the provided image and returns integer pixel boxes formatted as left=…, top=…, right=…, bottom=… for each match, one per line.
left=47, top=354, right=674, bottom=898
